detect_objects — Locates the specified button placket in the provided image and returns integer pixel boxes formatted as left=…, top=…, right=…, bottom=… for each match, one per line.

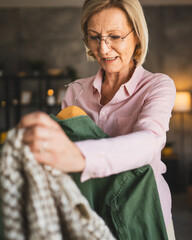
left=101, top=110, right=105, bottom=116
left=98, top=108, right=107, bottom=129
left=99, top=107, right=108, bottom=119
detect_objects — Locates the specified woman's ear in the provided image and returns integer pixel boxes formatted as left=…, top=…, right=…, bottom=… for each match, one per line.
left=87, top=48, right=96, bottom=61
left=135, top=34, right=140, bottom=45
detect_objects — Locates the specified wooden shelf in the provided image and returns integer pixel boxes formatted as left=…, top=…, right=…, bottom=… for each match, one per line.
left=0, top=75, right=73, bottom=131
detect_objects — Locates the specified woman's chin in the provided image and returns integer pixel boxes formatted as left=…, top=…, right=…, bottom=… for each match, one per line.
left=102, top=65, right=122, bottom=74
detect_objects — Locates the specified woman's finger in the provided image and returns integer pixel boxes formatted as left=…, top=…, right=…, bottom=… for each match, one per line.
left=26, top=138, right=49, bottom=153
left=18, top=111, right=60, bottom=130
left=18, top=111, right=85, bottom=173
left=24, top=126, right=68, bottom=156
left=23, top=125, right=52, bottom=143
left=27, top=129, right=85, bottom=172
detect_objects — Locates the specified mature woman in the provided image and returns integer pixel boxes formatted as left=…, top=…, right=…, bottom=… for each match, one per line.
left=19, top=0, right=176, bottom=239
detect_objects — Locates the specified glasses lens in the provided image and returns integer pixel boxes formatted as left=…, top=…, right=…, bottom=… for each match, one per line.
left=87, top=35, right=99, bottom=49
left=84, top=34, right=123, bottom=49
left=108, top=35, right=122, bottom=45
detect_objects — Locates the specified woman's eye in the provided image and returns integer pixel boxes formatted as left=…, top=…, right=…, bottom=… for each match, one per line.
left=89, top=36, right=99, bottom=41
left=109, top=35, right=121, bottom=40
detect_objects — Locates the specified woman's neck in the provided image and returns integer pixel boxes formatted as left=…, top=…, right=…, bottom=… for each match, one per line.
left=100, top=62, right=136, bottom=105
left=103, top=61, right=136, bottom=89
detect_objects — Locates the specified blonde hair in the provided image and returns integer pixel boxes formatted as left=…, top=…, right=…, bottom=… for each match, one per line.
left=81, top=0, right=148, bottom=66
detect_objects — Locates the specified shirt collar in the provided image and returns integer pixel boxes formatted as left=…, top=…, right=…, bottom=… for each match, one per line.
left=92, top=65, right=144, bottom=96
left=93, top=68, right=104, bottom=94
left=123, top=65, right=144, bottom=96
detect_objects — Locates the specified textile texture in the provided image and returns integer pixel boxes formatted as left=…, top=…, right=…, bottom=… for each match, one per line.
left=0, top=128, right=115, bottom=240
left=52, top=115, right=169, bottom=240
left=62, top=66, right=176, bottom=227
left=0, top=114, right=169, bottom=240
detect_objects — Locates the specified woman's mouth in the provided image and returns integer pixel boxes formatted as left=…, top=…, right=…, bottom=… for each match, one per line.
left=103, top=56, right=118, bottom=62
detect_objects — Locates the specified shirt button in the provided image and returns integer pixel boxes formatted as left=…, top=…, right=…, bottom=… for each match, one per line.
left=101, top=111, right=105, bottom=116
left=100, top=109, right=106, bottom=116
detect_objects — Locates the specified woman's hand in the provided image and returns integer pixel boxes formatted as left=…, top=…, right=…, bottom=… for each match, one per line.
left=18, top=111, right=85, bottom=173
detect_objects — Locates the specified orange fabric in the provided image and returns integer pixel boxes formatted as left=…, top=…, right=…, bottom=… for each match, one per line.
left=56, top=106, right=87, bottom=120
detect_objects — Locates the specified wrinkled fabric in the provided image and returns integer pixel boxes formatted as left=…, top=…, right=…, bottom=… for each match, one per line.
left=62, top=66, right=176, bottom=227
left=51, top=114, right=169, bottom=240
left=0, top=114, right=169, bottom=240
left=0, top=128, right=115, bottom=240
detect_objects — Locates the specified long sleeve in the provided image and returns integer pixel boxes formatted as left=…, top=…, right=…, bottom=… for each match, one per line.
left=76, top=131, right=158, bottom=181
left=61, top=67, right=176, bottom=182
left=61, top=67, right=176, bottom=227
left=75, top=75, right=176, bottom=182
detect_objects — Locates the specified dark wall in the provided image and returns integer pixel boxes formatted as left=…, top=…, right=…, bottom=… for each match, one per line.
left=0, top=7, right=98, bottom=78
left=144, top=6, right=192, bottom=91
left=0, top=6, right=192, bottom=86
left=0, top=6, right=192, bottom=185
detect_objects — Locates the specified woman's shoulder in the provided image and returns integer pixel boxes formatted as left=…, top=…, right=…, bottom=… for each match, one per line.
left=74, top=75, right=95, bottom=84
left=70, top=74, right=96, bottom=90
left=62, top=74, right=97, bottom=108
left=65, top=76, right=94, bottom=94
left=142, top=67, right=176, bottom=91
left=69, top=68, right=103, bottom=93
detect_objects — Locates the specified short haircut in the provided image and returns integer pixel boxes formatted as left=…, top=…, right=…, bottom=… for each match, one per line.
left=81, top=0, right=148, bottom=66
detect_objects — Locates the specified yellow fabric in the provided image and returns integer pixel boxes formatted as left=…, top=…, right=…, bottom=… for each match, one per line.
left=56, top=106, right=87, bottom=120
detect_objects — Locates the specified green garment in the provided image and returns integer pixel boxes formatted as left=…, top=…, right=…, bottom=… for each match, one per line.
left=50, top=114, right=168, bottom=240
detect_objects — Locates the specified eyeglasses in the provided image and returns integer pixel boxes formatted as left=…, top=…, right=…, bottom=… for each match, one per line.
left=83, top=29, right=134, bottom=50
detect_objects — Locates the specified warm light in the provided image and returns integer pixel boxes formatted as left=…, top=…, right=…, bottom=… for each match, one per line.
left=0, top=131, right=7, bottom=144
left=174, top=91, right=191, bottom=112
left=47, top=89, right=54, bottom=96
left=1, top=100, right=6, bottom=108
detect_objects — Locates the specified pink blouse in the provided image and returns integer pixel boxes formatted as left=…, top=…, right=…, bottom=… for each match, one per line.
left=62, top=65, right=176, bottom=227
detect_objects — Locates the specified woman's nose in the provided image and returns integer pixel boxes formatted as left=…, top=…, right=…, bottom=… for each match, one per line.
left=98, top=39, right=111, bottom=54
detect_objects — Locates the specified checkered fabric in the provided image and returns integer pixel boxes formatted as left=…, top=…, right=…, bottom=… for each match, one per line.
left=0, top=128, right=115, bottom=240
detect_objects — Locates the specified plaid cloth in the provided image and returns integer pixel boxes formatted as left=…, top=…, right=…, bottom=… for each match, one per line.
left=0, top=128, right=115, bottom=240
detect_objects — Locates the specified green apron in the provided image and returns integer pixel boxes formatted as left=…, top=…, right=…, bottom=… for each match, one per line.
left=50, top=114, right=168, bottom=240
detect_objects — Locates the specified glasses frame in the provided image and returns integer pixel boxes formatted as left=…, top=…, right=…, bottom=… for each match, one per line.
left=82, top=28, right=134, bottom=49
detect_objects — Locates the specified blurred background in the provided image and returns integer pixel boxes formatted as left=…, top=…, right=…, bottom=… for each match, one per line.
left=0, top=0, right=192, bottom=239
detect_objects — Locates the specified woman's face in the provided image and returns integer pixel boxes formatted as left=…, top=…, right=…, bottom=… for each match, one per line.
left=87, top=7, right=139, bottom=76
